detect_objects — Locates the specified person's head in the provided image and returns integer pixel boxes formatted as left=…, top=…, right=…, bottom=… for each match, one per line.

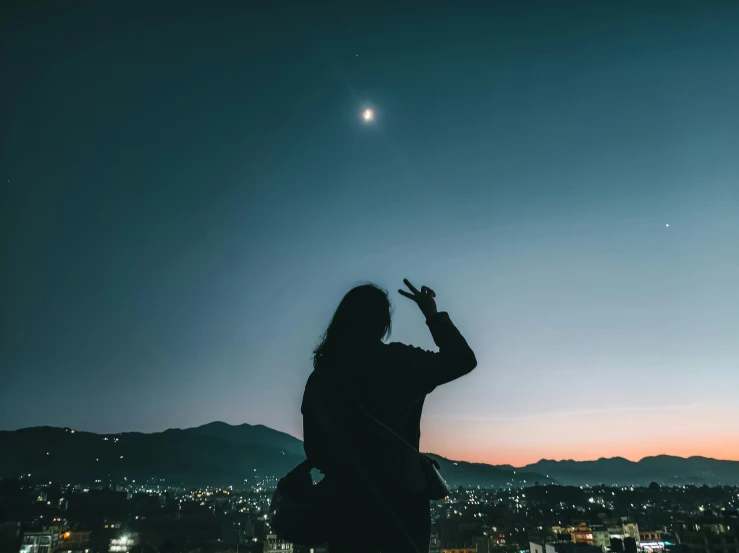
left=313, top=283, right=392, bottom=370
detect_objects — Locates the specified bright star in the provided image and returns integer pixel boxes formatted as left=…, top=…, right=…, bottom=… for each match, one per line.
left=362, top=109, right=374, bottom=122
left=666, top=224, right=669, bottom=228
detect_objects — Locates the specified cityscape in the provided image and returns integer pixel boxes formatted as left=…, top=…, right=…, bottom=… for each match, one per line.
left=1, top=424, right=738, bottom=553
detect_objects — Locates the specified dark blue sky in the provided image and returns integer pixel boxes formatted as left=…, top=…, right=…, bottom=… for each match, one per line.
left=2, top=1, right=738, bottom=464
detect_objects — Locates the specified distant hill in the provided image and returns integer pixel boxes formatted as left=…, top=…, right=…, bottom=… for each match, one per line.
left=426, top=455, right=555, bottom=488
left=518, top=455, right=739, bottom=486
left=2, top=423, right=738, bottom=488
left=185, top=421, right=304, bottom=456
left=0, top=425, right=303, bottom=488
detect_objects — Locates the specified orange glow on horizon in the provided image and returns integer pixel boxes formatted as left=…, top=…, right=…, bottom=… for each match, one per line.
left=420, top=403, right=739, bottom=466
left=433, top=432, right=739, bottom=466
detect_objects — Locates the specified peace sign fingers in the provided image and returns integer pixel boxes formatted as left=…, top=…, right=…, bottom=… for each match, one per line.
left=403, top=279, right=420, bottom=296
left=398, top=278, right=439, bottom=320
left=398, top=289, right=415, bottom=300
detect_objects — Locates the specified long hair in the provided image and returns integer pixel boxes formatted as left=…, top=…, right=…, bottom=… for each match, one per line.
left=313, top=283, right=392, bottom=371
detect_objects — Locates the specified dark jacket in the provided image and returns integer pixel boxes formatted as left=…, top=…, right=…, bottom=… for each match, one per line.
left=301, top=311, right=477, bottom=484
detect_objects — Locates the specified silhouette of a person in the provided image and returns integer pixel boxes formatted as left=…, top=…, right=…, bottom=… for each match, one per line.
left=301, top=280, right=477, bottom=553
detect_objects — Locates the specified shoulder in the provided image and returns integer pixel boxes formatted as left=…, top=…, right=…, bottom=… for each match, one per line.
left=382, top=341, right=414, bottom=355
left=378, top=342, right=437, bottom=395
left=301, top=370, right=325, bottom=413
left=381, top=341, right=431, bottom=362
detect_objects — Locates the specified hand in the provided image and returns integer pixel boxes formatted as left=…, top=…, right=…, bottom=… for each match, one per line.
left=398, top=278, right=438, bottom=320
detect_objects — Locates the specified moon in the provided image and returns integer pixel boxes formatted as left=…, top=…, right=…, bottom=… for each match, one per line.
left=362, top=108, right=374, bottom=122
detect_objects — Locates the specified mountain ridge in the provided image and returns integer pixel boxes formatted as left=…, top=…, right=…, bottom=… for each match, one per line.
left=8, top=423, right=736, bottom=465
left=3, top=423, right=739, bottom=487
left=0, top=424, right=550, bottom=488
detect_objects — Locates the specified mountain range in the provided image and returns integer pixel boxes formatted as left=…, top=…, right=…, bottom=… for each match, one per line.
left=523, top=456, right=739, bottom=487
left=2, top=422, right=738, bottom=488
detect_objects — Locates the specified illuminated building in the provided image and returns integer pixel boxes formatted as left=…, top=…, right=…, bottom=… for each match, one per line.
left=531, top=543, right=602, bottom=553
left=550, top=524, right=596, bottom=546
left=491, top=532, right=507, bottom=548
left=109, top=534, right=140, bottom=553
left=470, top=531, right=506, bottom=553
left=676, top=521, right=738, bottom=553
left=60, top=531, right=91, bottom=550
left=608, top=522, right=640, bottom=543
left=569, top=523, right=595, bottom=545
left=263, top=534, right=292, bottom=553
left=641, top=540, right=667, bottom=553
left=590, top=530, right=610, bottom=552
left=640, top=531, right=665, bottom=553
left=55, top=530, right=92, bottom=553
left=20, top=532, right=57, bottom=553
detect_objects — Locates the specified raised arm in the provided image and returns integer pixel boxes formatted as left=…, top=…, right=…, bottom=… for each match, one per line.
left=394, top=279, right=477, bottom=393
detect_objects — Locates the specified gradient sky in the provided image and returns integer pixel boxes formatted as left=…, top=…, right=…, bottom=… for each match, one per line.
left=2, top=1, right=738, bottom=466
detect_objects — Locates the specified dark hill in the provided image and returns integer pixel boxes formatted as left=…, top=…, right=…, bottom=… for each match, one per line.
left=0, top=426, right=302, bottom=487
left=426, top=455, right=555, bottom=488
left=184, top=421, right=304, bottom=456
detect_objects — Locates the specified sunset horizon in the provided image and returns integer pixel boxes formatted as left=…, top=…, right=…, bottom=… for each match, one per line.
left=4, top=418, right=738, bottom=469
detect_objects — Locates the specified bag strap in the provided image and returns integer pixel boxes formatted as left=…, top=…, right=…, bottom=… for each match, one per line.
left=358, top=403, right=435, bottom=465
left=329, top=369, right=429, bottom=462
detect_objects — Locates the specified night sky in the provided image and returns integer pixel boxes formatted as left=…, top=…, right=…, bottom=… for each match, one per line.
left=2, top=1, right=738, bottom=466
